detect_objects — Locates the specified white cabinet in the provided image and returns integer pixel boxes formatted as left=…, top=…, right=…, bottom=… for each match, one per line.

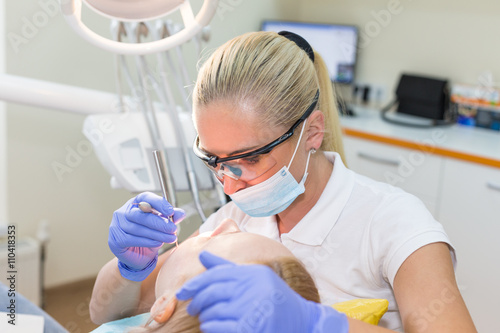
left=343, top=136, right=443, bottom=216
left=437, top=158, right=500, bottom=333
left=344, top=134, right=500, bottom=332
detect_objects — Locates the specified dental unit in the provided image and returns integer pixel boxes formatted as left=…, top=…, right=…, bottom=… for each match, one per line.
left=0, top=0, right=224, bottom=223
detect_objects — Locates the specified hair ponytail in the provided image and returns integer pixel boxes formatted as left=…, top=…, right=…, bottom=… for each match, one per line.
left=313, top=51, right=346, bottom=161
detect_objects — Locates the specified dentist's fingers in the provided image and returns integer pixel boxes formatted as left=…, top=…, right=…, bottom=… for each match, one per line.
left=108, top=228, right=165, bottom=249
left=186, top=282, right=235, bottom=317
left=199, top=251, right=234, bottom=269
left=172, top=208, right=186, bottom=224
left=200, top=320, right=238, bottom=333
left=198, top=301, right=239, bottom=323
left=176, top=263, right=237, bottom=301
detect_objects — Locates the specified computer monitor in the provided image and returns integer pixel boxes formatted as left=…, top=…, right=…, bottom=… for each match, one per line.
left=261, top=20, right=359, bottom=84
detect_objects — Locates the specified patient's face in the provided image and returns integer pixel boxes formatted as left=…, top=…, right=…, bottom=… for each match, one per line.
left=155, top=219, right=293, bottom=300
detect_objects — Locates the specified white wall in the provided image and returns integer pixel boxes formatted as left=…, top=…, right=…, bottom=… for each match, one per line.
left=297, top=0, right=500, bottom=102
left=0, top=0, right=7, bottom=228
left=5, top=0, right=299, bottom=287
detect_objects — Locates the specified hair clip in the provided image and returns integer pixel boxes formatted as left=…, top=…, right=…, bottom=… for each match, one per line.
left=278, top=31, right=315, bottom=62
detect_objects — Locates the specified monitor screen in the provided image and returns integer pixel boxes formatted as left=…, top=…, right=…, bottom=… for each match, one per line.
left=261, top=20, right=358, bottom=84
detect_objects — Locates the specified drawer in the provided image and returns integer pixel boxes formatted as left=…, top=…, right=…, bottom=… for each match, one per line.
left=438, top=158, right=500, bottom=332
left=343, top=136, right=443, bottom=215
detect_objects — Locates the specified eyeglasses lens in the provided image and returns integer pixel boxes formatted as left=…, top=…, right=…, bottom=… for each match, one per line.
left=204, top=155, right=277, bottom=182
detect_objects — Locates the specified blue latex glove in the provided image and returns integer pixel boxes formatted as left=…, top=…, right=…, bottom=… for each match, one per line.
left=176, top=251, right=349, bottom=333
left=108, top=192, right=185, bottom=282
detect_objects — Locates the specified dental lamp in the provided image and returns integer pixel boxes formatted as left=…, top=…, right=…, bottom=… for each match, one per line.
left=60, top=0, right=219, bottom=54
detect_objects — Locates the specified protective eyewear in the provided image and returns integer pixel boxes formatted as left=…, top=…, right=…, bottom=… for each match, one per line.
left=193, top=90, right=319, bottom=181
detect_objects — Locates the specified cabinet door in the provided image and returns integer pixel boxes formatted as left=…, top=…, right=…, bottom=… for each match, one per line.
left=438, top=158, right=500, bottom=332
left=343, top=136, right=443, bottom=216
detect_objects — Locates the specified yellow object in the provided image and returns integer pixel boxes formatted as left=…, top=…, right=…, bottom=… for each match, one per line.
left=332, top=299, right=389, bottom=325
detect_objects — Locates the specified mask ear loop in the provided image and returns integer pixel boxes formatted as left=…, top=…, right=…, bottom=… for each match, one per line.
left=287, top=119, right=308, bottom=169
left=287, top=119, right=314, bottom=184
left=300, top=147, right=315, bottom=184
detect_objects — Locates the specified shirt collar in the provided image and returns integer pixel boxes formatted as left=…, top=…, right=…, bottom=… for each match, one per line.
left=241, top=215, right=281, bottom=242
left=283, top=152, right=355, bottom=246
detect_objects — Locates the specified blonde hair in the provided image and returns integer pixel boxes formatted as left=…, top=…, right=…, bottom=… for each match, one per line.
left=193, top=31, right=345, bottom=160
left=130, top=257, right=320, bottom=333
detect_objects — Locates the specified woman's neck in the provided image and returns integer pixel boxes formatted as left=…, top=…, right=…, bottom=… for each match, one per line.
left=277, top=152, right=333, bottom=234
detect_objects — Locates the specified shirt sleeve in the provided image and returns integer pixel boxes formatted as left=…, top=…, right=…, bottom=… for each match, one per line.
left=369, top=191, right=456, bottom=286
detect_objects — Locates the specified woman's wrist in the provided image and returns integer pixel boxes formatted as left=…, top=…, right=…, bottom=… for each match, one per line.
left=306, top=300, right=349, bottom=333
left=117, top=255, right=158, bottom=282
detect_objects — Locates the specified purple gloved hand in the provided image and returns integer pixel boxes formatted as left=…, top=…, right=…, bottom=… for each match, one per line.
left=108, top=192, right=185, bottom=281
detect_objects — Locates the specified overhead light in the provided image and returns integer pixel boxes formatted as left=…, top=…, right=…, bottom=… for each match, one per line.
left=61, top=0, right=218, bottom=54
left=84, top=0, right=185, bottom=22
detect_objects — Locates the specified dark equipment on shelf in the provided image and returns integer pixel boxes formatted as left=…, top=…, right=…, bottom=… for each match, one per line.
left=381, top=73, right=453, bottom=127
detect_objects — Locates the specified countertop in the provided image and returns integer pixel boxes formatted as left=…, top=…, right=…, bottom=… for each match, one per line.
left=340, top=106, right=500, bottom=168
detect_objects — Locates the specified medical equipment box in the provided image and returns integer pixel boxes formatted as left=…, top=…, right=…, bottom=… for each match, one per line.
left=395, top=74, right=449, bottom=120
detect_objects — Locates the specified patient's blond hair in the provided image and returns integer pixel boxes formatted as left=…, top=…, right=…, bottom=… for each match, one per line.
left=193, top=31, right=345, bottom=159
left=129, top=257, right=320, bottom=333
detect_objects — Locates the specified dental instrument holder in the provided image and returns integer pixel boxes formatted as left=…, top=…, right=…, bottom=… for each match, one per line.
left=153, top=149, right=177, bottom=208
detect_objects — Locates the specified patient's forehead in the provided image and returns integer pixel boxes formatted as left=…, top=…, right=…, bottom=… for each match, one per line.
left=188, top=231, right=292, bottom=261
left=217, top=233, right=291, bottom=260
left=169, top=232, right=293, bottom=269
left=155, top=231, right=294, bottom=298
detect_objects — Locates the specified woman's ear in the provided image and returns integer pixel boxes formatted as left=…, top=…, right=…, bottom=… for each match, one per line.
left=306, top=110, right=325, bottom=151
left=151, top=296, right=178, bottom=324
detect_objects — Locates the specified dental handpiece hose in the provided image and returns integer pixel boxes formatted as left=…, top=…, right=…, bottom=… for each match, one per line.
left=152, top=149, right=178, bottom=247
left=153, top=149, right=176, bottom=206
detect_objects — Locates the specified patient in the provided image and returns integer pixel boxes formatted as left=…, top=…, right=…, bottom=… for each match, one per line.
left=99, top=219, right=321, bottom=332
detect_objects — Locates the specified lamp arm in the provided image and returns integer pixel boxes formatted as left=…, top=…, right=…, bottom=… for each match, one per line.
left=0, top=74, right=122, bottom=115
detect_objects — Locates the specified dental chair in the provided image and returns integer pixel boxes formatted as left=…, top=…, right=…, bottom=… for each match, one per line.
left=0, top=282, right=68, bottom=332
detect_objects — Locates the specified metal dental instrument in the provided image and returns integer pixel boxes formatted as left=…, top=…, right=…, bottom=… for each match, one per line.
left=133, top=201, right=178, bottom=249
left=136, top=201, right=166, bottom=218
left=152, top=149, right=179, bottom=248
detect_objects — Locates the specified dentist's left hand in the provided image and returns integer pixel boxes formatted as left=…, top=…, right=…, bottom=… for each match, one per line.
left=108, top=192, right=185, bottom=282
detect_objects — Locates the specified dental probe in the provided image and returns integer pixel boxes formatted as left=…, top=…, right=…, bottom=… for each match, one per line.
left=135, top=201, right=167, bottom=218
left=134, top=201, right=179, bottom=249
left=152, top=149, right=179, bottom=248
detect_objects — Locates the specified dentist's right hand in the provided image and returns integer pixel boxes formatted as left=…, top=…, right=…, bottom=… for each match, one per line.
left=108, top=192, right=186, bottom=282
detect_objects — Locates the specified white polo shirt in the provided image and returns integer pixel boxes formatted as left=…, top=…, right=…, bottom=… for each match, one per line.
left=199, top=152, right=455, bottom=331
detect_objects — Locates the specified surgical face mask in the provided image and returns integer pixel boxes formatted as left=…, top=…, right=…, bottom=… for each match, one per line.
left=229, top=121, right=314, bottom=217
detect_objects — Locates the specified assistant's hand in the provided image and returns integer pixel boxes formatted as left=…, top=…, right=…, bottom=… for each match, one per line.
left=108, top=192, right=185, bottom=282
left=176, top=251, right=349, bottom=333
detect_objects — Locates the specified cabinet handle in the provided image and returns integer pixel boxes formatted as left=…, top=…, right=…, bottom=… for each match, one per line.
left=486, top=182, right=500, bottom=192
left=357, top=152, right=400, bottom=167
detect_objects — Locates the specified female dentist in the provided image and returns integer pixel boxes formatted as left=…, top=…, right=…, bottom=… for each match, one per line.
left=91, top=31, right=476, bottom=332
